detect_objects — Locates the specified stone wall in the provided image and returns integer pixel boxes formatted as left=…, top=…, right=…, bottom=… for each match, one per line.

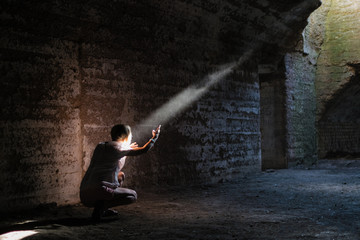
left=315, top=0, right=360, bottom=158
left=282, top=0, right=360, bottom=161
left=0, top=2, right=83, bottom=209
left=318, top=122, right=360, bottom=158
left=281, top=0, right=334, bottom=165
left=285, top=52, right=317, bottom=165
left=0, top=0, right=319, bottom=210
left=316, top=0, right=360, bottom=114
left=76, top=1, right=265, bottom=189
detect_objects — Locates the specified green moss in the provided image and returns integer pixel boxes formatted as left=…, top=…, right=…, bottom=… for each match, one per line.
left=316, top=0, right=360, bottom=117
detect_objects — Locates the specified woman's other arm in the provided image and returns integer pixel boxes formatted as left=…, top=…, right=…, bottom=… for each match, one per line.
left=123, top=125, right=161, bottom=156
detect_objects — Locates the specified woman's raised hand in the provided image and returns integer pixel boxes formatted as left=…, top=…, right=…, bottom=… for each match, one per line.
left=152, top=125, right=161, bottom=138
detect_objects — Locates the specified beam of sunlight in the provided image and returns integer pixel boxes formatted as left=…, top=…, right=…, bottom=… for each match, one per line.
left=139, top=62, right=235, bottom=126
left=15, top=220, right=37, bottom=225
left=134, top=49, right=255, bottom=137
left=133, top=0, right=319, bottom=136
left=0, top=230, right=38, bottom=240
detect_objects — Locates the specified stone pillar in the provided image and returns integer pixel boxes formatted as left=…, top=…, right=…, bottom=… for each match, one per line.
left=259, top=64, right=287, bottom=169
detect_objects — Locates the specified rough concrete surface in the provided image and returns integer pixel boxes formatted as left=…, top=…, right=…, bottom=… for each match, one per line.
left=1, top=160, right=359, bottom=240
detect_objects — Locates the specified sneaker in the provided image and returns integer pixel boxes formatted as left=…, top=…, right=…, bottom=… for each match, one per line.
left=91, top=201, right=105, bottom=221
left=103, top=209, right=118, bottom=217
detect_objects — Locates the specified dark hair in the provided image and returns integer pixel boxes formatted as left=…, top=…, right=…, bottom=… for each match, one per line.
left=111, top=124, right=131, bottom=141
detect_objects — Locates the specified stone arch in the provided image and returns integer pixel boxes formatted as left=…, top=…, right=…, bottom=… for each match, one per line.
left=280, top=0, right=360, bottom=164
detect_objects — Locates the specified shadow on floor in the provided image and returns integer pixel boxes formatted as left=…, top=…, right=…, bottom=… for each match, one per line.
left=0, top=216, right=118, bottom=235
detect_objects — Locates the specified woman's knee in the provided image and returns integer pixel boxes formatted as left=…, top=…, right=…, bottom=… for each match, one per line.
left=132, top=190, right=138, bottom=200
left=125, top=189, right=137, bottom=203
left=112, top=188, right=137, bottom=203
left=106, top=189, right=137, bottom=207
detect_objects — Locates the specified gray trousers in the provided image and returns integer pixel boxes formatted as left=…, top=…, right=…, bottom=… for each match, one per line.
left=80, top=181, right=137, bottom=208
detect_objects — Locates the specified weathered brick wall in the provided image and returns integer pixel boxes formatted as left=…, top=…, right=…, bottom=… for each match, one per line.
left=0, top=2, right=83, bottom=209
left=77, top=1, right=265, bottom=188
left=285, top=52, right=317, bottom=165
left=170, top=66, right=261, bottom=184
left=318, top=122, right=360, bottom=158
left=0, top=0, right=319, bottom=210
left=282, top=0, right=336, bottom=165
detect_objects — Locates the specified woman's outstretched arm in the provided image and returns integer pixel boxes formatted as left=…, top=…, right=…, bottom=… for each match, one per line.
left=123, top=125, right=161, bottom=156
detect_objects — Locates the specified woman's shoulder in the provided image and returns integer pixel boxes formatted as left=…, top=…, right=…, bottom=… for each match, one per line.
left=93, top=141, right=116, bottom=151
left=97, top=141, right=117, bottom=146
left=104, top=141, right=130, bottom=151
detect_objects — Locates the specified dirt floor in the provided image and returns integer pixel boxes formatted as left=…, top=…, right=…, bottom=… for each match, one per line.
left=1, top=159, right=360, bottom=240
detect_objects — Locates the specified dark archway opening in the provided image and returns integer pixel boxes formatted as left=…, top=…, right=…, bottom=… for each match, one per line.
left=318, top=63, right=360, bottom=158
